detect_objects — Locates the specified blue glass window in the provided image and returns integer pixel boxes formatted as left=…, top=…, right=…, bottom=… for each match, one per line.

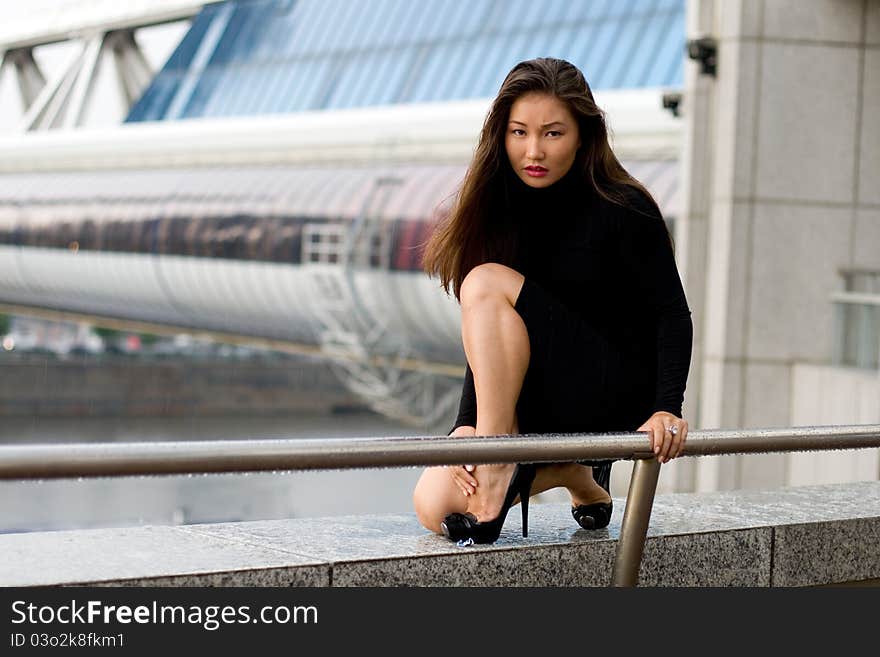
left=126, top=0, right=687, bottom=122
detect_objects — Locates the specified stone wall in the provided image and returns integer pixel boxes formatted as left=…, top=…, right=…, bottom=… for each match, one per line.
left=0, top=353, right=365, bottom=416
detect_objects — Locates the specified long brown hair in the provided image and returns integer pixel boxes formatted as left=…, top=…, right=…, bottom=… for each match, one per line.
left=422, top=57, right=665, bottom=301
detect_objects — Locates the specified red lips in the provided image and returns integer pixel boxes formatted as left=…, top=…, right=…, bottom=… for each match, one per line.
left=524, top=165, right=548, bottom=178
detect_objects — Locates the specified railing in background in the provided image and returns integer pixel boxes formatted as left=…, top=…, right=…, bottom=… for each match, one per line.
left=1, top=424, right=879, bottom=586
left=832, top=269, right=880, bottom=370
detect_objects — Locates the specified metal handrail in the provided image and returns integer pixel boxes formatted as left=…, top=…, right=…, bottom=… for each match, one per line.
left=1, top=423, right=879, bottom=586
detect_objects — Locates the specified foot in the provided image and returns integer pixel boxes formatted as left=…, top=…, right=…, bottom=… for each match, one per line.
left=465, top=463, right=518, bottom=522
left=564, top=463, right=612, bottom=508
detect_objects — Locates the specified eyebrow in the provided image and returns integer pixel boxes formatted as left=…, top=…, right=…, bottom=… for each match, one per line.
left=509, top=120, right=567, bottom=128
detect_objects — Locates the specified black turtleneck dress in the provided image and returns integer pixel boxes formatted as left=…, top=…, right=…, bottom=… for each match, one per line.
left=448, top=168, right=693, bottom=444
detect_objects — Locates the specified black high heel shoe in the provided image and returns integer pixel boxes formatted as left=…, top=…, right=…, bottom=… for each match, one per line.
left=441, top=463, right=537, bottom=544
left=571, top=460, right=613, bottom=530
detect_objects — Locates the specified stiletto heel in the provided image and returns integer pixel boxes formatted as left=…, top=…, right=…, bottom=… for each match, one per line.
left=571, top=460, right=613, bottom=530
left=441, top=463, right=537, bottom=544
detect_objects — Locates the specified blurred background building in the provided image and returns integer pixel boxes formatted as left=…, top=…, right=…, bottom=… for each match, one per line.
left=0, top=0, right=877, bottom=530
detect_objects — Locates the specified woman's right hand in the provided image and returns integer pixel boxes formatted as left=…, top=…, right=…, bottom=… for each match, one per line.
left=447, top=425, right=478, bottom=497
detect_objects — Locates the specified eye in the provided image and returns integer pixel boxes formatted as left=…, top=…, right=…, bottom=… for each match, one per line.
left=547, top=130, right=562, bottom=137
left=511, top=128, right=525, bottom=136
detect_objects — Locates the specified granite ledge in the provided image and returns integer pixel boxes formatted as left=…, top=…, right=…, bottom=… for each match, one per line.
left=0, top=481, right=877, bottom=587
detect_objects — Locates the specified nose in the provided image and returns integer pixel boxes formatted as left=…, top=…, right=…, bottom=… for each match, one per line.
left=525, top=136, right=543, bottom=160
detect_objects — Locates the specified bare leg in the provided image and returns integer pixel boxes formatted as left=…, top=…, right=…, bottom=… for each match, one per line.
left=412, top=262, right=609, bottom=532
left=457, top=263, right=531, bottom=522
left=414, top=459, right=611, bottom=534
left=531, top=464, right=612, bottom=507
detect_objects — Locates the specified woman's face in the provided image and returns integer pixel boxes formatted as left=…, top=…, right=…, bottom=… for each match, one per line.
left=505, top=92, right=581, bottom=189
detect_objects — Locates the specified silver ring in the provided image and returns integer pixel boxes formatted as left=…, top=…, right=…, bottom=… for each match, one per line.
left=667, top=425, right=678, bottom=435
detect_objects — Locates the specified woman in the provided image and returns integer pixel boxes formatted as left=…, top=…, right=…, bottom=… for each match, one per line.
left=413, top=58, right=693, bottom=544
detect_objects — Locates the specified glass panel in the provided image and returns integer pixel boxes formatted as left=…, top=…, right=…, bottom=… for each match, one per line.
left=181, top=68, right=221, bottom=118
left=542, top=26, right=582, bottom=64
left=270, top=60, right=306, bottom=112
left=859, top=305, right=879, bottom=368
left=296, top=0, right=347, bottom=54
left=360, top=49, right=415, bottom=106
left=207, top=4, right=249, bottom=66
left=603, top=13, right=650, bottom=88
left=200, top=60, right=239, bottom=117
left=322, top=1, right=368, bottom=51
left=298, top=59, right=334, bottom=110
left=579, top=19, right=626, bottom=89
left=629, top=0, right=661, bottom=14
left=325, top=54, right=369, bottom=109
left=625, top=8, right=671, bottom=87
left=164, top=6, right=217, bottom=72
left=353, top=0, right=392, bottom=49
left=515, top=27, right=560, bottom=64
left=491, top=0, right=533, bottom=31
left=569, top=0, right=614, bottom=22
left=127, top=72, right=181, bottom=122
left=535, top=0, right=576, bottom=26
left=353, top=52, right=394, bottom=108
left=395, top=0, right=436, bottom=46
left=255, top=5, right=296, bottom=60
left=430, top=42, right=474, bottom=102
left=643, top=5, right=685, bottom=86
left=232, top=3, right=269, bottom=65
left=436, top=0, right=479, bottom=40
left=225, top=67, right=253, bottom=116
left=471, top=34, right=515, bottom=98
left=249, top=64, right=279, bottom=115
left=662, top=31, right=686, bottom=87
left=133, top=0, right=690, bottom=121
left=254, top=65, right=287, bottom=115
left=284, top=0, right=324, bottom=56
left=447, top=36, right=494, bottom=99
left=407, top=43, right=455, bottom=103
left=374, top=0, right=414, bottom=49
left=656, top=0, right=686, bottom=10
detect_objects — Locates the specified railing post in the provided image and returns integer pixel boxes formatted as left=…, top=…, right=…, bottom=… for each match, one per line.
left=610, top=457, right=661, bottom=587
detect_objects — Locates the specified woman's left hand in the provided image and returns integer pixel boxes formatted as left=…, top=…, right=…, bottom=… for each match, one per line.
left=637, top=412, right=688, bottom=464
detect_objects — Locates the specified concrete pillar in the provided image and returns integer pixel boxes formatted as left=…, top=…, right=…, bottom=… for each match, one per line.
left=689, top=0, right=876, bottom=491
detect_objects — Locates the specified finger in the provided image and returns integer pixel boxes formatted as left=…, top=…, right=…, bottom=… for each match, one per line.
left=651, top=427, right=662, bottom=455
left=450, top=468, right=475, bottom=495
left=461, top=466, right=478, bottom=489
left=674, top=426, right=688, bottom=459
left=669, top=422, right=687, bottom=460
left=662, top=423, right=677, bottom=462
left=654, top=425, right=668, bottom=458
left=658, top=424, right=673, bottom=463
left=667, top=430, right=682, bottom=461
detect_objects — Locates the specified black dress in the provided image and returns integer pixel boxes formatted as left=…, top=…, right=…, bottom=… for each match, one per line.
left=448, top=167, right=693, bottom=462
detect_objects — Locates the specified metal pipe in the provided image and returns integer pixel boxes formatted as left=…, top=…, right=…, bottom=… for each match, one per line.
left=0, top=424, right=878, bottom=588
left=0, top=432, right=654, bottom=480
left=0, top=424, right=878, bottom=480
left=611, top=458, right=662, bottom=587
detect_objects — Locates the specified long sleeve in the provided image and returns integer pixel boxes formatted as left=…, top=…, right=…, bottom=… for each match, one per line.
left=448, top=361, right=477, bottom=434
left=616, top=199, right=693, bottom=417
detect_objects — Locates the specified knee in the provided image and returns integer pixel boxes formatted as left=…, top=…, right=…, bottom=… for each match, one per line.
left=461, top=263, right=515, bottom=309
left=412, top=485, right=443, bottom=534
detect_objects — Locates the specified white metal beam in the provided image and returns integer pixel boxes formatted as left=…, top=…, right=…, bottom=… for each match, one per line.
left=110, top=31, right=154, bottom=106
left=0, top=0, right=206, bottom=50
left=0, top=88, right=682, bottom=171
left=63, top=34, right=104, bottom=129
left=18, top=43, right=86, bottom=131
left=7, top=49, right=47, bottom=107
